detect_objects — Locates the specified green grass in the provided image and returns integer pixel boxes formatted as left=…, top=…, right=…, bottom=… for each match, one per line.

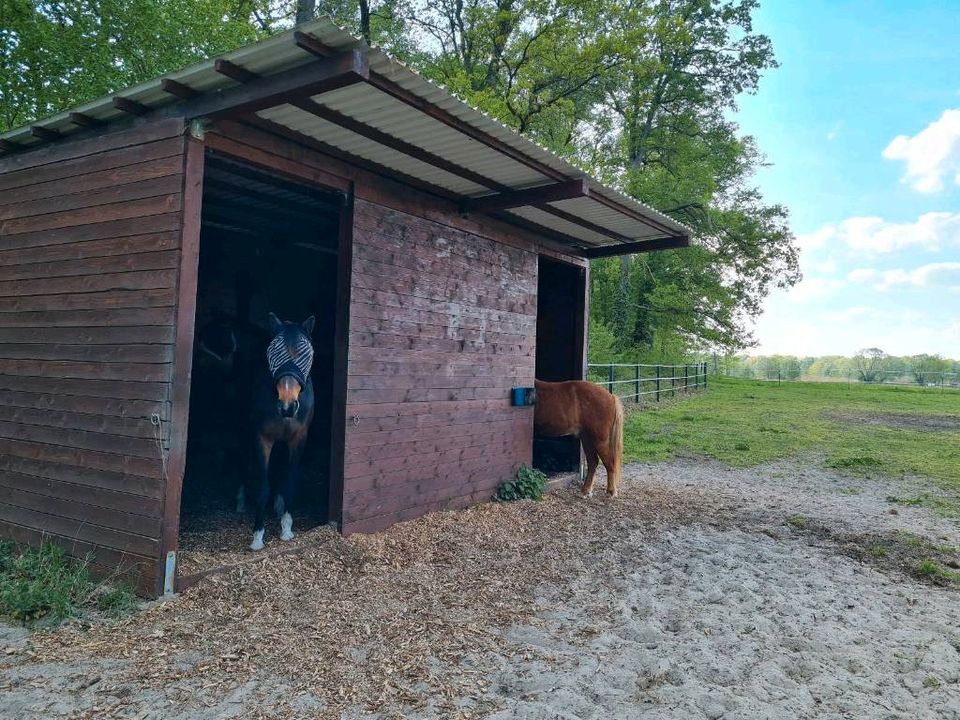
left=0, top=541, right=137, bottom=624
left=624, top=377, right=960, bottom=511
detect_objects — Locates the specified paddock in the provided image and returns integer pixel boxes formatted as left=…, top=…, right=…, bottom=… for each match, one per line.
left=0, top=19, right=689, bottom=596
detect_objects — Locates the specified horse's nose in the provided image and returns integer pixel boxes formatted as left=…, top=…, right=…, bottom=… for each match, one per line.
left=291, top=400, right=300, bottom=416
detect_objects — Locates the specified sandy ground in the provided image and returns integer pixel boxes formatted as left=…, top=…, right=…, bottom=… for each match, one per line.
left=2, top=456, right=960, bottom=719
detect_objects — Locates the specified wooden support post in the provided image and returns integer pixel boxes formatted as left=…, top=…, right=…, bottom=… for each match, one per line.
left=607, top=365, right=614, bottom=395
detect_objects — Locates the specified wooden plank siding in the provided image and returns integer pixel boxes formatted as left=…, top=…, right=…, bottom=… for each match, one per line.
left=341, top=199, right=538, bottom=534
left=0, top=119, right=187, bottom=595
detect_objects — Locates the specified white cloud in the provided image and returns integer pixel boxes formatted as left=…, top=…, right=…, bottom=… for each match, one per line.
left=882, top=109, right=960, bottom=192
left=798, top=212, right=960, bottom=254
left=846, top=262, right=960, bottom=290
left=826, top=121, right=843, bottom=142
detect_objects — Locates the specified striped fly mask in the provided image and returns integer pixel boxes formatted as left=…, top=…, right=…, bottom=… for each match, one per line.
left=266, top=313, right=316, bottom=388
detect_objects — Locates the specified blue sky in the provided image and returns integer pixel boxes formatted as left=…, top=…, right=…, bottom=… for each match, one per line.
left=733, top=0, right=960, bottom=357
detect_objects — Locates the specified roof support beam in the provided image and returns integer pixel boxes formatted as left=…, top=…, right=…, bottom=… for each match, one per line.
left=30, top=126, right=60, bottom=141
left=240, top=115, right=461, bottom=201
left=463, top=179, right=588, bottom=213
left=214, top=59, right=259, bottom=84
left=289, top=97, right=504, bottom=192
left=0, top=139, right=20, bottom=153
left=533, top=204, right=633, bottom=244
left=113, top=96, right=150, bottom=116
left=579, top=235, right=691, bottom=258
left=161, top=78, right=200, bottom=99
left=69, top=112, right=106, bottom=129
left=294, top=31, right=339, bottom=57
left=362, top=71, right=683, bottom=239
left=170, top=51, right=368, bottom=120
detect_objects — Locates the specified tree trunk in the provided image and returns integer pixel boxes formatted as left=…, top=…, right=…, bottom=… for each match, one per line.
left=295, top=0, right=316, bottom=25
left=359, top=0, right=371, bottom=43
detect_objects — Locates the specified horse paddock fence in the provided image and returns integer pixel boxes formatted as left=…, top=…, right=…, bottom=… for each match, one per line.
left=587, top=362, right=709, bottom=403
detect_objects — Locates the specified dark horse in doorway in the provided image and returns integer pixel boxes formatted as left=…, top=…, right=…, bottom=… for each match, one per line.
left=533, top=379, right=624, bottom=497
left=244, top=313, right=316, bottom=551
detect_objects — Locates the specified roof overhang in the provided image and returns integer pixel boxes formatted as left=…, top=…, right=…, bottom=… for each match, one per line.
left=0, top=19, right=692, bottom=257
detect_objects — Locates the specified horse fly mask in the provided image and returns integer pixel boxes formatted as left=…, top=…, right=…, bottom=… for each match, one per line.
left=266, top=325, right=314, bottom=388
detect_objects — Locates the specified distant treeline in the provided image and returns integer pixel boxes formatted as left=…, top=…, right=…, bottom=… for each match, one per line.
left=718, top=353, right=960, bottom=384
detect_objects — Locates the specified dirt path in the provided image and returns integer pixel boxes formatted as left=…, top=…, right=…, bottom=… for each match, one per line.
left=2, top=458, right=960, bottom=719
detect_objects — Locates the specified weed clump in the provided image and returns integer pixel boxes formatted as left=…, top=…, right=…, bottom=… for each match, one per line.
left=494, top=465, right=548, bottom=502
left=0, top=541, right=137, bottom=624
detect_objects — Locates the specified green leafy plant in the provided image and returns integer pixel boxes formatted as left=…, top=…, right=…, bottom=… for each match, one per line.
left=0, top=541, right=137, bottom=624
left=494, top=466, right=548, bottom=502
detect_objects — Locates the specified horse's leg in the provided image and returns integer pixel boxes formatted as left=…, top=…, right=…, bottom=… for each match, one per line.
left=279, top=437, right=304, bottom=541
left=250, top=434, right=273, bottom=551
left=597, top=442, right=619, bottom=498
left=580, top=437, right=600, bottom=498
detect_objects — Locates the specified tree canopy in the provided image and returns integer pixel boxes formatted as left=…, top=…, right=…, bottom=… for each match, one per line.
left=0, top=0, right=799, bottom=360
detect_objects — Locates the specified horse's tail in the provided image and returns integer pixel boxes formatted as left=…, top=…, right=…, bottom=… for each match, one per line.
left=608, top=393, right=624, bottom=490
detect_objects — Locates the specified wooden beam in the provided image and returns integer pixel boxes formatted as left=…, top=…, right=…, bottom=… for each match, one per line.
left=214, top=59, right=259, bottom=83
left=535, top=204, right=632, bottom=244
left=579, top=235, right=690, bottom=258
left=69, top=112, right=106, bottom=129
left=166, top=51, right=368, bottom=121
left=463, top=179, right=588, bottom=213
left=30, top=126, right=60, bottom=141
left=294, top=30, right=338, bottom=58
left=241, top=115, right=461, bottom=202
left=290, top=98, right=505, bottom=192
left=364, top=71, right=684, bottom=238
left=0, top=139, right=20, bottom=153
left=160, top=78, right=200, bottom=100
left=112, top=96, right=150, bottom=116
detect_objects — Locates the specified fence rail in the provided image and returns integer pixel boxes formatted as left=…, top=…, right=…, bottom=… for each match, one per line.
left=587, top=362, right=708, bottom=402
left=740, top=370, right=960, bottom=391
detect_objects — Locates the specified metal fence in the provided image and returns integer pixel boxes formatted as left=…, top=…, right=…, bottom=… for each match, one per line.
left=587, top=362, right=709, bottom=402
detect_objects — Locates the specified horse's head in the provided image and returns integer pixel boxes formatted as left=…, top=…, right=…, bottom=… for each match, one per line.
left=266, top=312, right=315, bottom=418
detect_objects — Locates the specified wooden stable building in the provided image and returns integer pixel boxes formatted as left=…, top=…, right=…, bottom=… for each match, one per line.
left=0, top=20, right=690, bottom=596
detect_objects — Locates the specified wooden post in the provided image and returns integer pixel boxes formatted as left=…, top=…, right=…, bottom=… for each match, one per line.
left=684, top=364, right=689, bottom=392
left=607, top=365, right=614, bottom=395
left=634, top=365, right=640, bottom=402
left=703, top=362, right=708, bottom=389
left=656, top=365, right=661, bottom=402
left=672, top=365, right=676, bottom=397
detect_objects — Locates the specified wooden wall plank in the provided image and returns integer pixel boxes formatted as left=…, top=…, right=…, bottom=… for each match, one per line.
left=0, top=325, right=174, bottom=345
left=0, top=289, right=176, bottom=314
left=0, top=153, right=184, bottom=209
left=0, top=269, right=178, bottom=297
left=342, top=197, right=535, bottom=530
left=0, top=118, right=184, bottom=177
left=0, top=373, right=168, bottom=401
left=0, top=343, right=174, bottom=363
left=0, top=390, right=168, bottom=421
left=1, top=193, right=182, bottom=236
left=0, top=232, right=179, bottom=267
left=1, top=212, right=181, bottom=252
left=0, top=249, right=179, bottom=282
left=0, top=455, right=163, bottom=499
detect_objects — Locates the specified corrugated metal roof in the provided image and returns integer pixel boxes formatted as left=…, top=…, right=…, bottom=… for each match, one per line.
left=1, top=18, right=691, bottom=255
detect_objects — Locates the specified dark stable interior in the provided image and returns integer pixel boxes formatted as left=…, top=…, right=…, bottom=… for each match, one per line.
left=179, top=152, right=341, bottom=549
left=533, top=257, right=584, bottom=474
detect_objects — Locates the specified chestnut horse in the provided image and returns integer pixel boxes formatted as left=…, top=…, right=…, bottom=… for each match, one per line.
left=533, top=379, right=624, bottom=497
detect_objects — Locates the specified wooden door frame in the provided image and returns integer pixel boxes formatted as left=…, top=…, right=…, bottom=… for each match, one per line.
left=160, top=132, right=204, bottom=597
left=165, top=134, right=354, bottom=594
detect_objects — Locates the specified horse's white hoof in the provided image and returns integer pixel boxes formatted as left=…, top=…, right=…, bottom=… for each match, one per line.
left=273, top=494, right=285, bottom=517
left=581, top=488, right=593, bottom=498
left=249, top=530, right=265, bottom=551
left=280, top=512, right=294, bottom=541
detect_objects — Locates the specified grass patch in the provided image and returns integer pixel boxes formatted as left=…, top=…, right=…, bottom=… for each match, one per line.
left=786, top=514, right=808, bottom=529
left=0, top=541, right=137, bottom=624
left=623, top=377, right=960, bottom=514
